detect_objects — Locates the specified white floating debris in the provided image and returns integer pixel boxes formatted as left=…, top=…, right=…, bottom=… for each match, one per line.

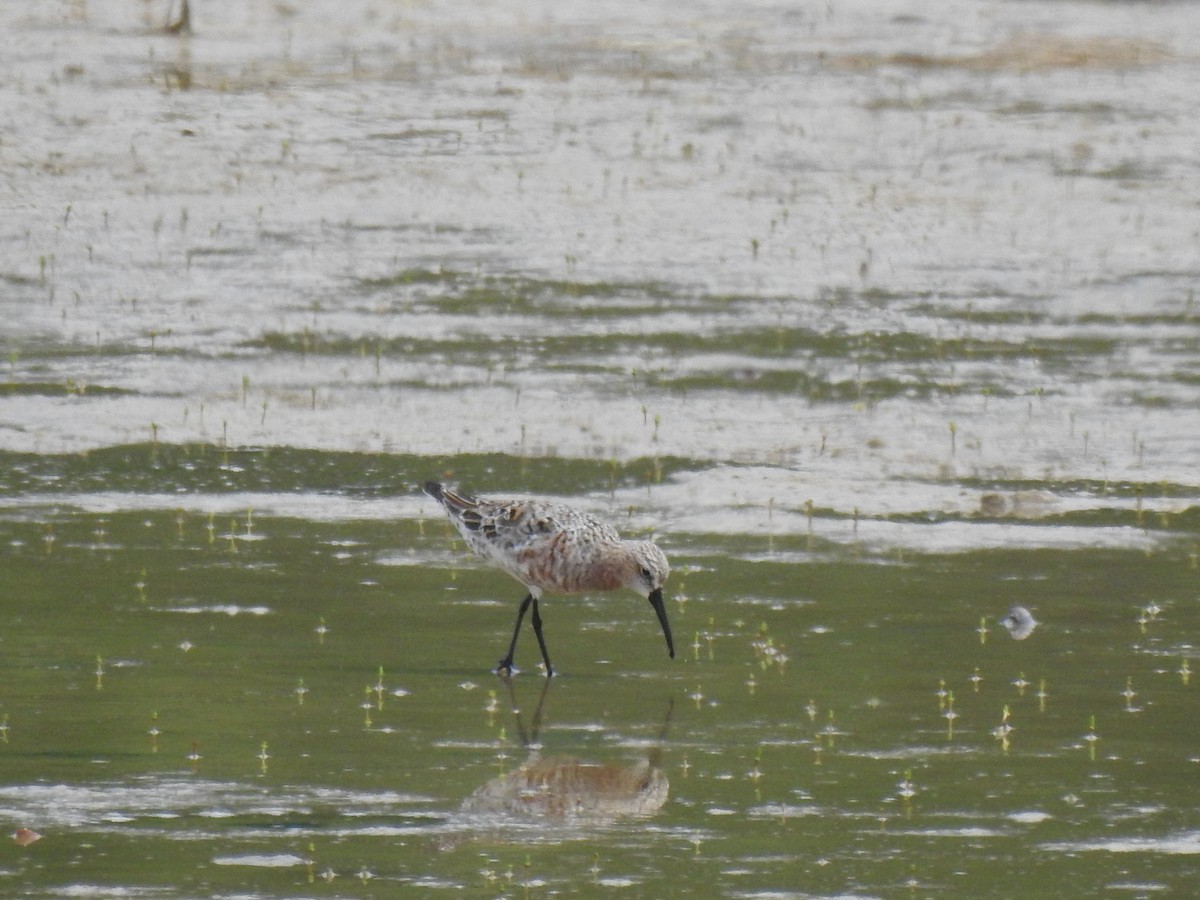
left=212, top=853, right=308, bottom=868
left=1001, top=606, right=1038, bottom=640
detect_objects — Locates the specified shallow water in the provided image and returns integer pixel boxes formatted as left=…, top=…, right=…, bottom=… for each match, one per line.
left=3, top=0, right=1200, bottom=897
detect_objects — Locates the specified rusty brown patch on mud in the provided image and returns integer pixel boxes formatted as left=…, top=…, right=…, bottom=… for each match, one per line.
left=827, top=33, right=1170, bottom=73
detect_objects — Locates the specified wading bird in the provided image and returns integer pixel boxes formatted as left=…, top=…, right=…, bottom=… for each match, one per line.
left=424, top=481, right=674, bottom=676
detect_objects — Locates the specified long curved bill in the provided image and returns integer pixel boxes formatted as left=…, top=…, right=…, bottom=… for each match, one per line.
left=647, top=588, right=675, bottom=659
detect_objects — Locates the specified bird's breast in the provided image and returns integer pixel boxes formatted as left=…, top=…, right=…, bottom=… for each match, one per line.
left=513, top=534, right=626, bottom=594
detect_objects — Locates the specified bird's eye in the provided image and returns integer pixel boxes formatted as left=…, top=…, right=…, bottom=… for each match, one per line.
left=640, top=566, right=653, bottom=580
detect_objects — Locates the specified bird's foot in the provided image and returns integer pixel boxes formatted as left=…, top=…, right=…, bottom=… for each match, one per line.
left=495, top=659, right=516, bottom=678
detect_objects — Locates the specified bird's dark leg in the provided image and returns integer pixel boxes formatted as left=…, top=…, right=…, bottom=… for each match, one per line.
left=529, top=599, right=554, bottom=677
left=496, top=593, right=534, bottom=676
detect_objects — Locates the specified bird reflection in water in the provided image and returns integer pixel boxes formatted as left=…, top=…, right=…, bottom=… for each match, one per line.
left=460, top=679, right=672, bottom=824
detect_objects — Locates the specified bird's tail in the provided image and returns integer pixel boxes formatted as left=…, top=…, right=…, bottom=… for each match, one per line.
left=423, top=481, right=479, bottom=517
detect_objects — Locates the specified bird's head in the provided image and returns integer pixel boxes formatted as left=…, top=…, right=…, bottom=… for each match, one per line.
left=628, top=541, right=670, bottom=597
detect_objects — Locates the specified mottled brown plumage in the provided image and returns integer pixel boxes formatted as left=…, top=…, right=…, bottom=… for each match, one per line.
left=424, top=481, right=673, bottom=676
